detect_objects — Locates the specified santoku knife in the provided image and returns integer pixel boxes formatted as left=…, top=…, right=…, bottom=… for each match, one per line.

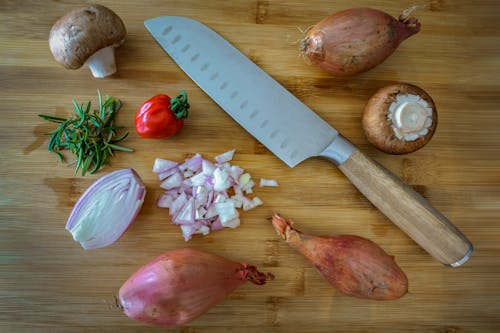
left=145, top=16, right=473, bottom=267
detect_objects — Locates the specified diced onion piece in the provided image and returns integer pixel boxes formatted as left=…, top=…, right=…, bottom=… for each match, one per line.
left=160, top=172, right=183, bottom=190
left=152, top=158, right=179, bottom=173
left=239, top=173, right=251, bottom=187
left=215, top=201, right=239, bottom=224
left=252, top=196, right=263, bottom=207
left=213, top=168, right=230, bottom=192
left=170, top=192, right=188, bottom=217
left=260, top=178, right=279, bottom=187
left=179, top=153, right=203, bottom=172
left=211, top=218, right=224, bottom=230
left=157, top=167, right=178, bottom=181
left=174, top=197, right=195, bottom=225
left=229, top=165, right=244, bottom=181
left=241, top=196, right=264, bottom=211
left=66, top=168, right=146, bottom=250
left=199, top=225, right=211, bottom=235
left=202, top=159, right=216, bottom=175
left=231, top=195, right=243, bottom=208
left=205, top=205, right=218, bottom=219
left=195, top=207, right=207, bottom=220
left=243, top=180, right=255, bottom=194
left=157, top=193, right=174, bottom=208
left=190, top=172, right=209, bottom=186
left=215, top=149, right=235, bottom=164
left=179, top=225, right=197, bottom=241
left=153, top=150, right=276, bottom=241
left=223, top=217, right=241, bottom=229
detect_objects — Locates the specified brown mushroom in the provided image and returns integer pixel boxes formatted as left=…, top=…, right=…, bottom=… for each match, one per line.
left=362, top=83, right=437, bottom=154
left=49, top=4, right=126, bottom=78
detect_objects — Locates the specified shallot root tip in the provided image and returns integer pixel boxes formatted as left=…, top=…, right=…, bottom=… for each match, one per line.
left=297, top=24, right=315, bottom=35
left=398, top=5, right=423, bottom=34
left=270, top=213, right=294, bottom=240
left=113, top=294, right=124, bottom=311
left=401, top=17, right=421, bottom=32
left=298, top=34, right=321, bottom=65
left=399, top=5, right=427, bottom=24
left=240, top=264, right=275, bottom=285
left=297, top=25, right=315, bottom=50
left=298, top=37, right=309, bottom=55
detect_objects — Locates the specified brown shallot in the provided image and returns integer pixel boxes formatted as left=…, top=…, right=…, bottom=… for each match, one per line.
left=271, top=214, right=408, bottom=300
left=300, top=7, right=422, bottom=76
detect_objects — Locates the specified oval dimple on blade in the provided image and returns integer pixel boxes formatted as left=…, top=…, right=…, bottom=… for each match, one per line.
left=162, top=25, right=172, bottom=35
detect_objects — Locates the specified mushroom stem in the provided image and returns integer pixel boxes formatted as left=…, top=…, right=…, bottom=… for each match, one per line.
left=86, top=46, right=117, bottom=78
left=388, top=94, right=433, bottom=141
left=393, top=102, right=428, bottom=138
left=362, top=83, right=437, bottom=155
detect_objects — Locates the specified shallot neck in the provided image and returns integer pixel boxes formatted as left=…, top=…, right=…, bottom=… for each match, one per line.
left=398, top=5, right=423, bottom=37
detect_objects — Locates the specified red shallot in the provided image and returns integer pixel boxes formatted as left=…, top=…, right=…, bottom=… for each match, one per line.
left=118, top=248, right=274, bottom=327
left=271, top=214, right=408, bottom=300
left=153, top=150, right=265, bottom=241
left=300, top=7, right=422, bottom=76
left=66, top=168, right=146, bottom=249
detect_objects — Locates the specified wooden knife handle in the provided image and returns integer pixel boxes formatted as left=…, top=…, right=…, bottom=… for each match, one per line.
left=336, top=149, right=473, bottom=267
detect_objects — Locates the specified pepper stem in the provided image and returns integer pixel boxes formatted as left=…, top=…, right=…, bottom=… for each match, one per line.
left=170, top=90, right=190, bottom=119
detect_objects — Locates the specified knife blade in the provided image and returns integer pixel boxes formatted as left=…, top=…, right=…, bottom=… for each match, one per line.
left=145, top=16, right=473, bottom=267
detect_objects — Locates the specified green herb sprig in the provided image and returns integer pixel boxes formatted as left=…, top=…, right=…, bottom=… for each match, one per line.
left=39, top=90, right=133, bottom=176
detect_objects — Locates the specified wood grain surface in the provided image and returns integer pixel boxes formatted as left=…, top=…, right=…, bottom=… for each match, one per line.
left=1, top=0, right=499, bottom=332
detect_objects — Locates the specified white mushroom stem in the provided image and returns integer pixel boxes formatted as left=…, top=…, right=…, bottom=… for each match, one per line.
left=388, top=94, right=433, bottom=141
left=85, top=46, right=117, bottom=78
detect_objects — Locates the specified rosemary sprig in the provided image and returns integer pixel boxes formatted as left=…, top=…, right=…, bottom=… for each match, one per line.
left=39, top=90, right=133, bottom=176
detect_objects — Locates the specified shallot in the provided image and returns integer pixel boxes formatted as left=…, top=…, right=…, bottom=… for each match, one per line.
left=271, top=214, right=408, bottom=300
left=300, top=7, right=422, bottom=76
left=118, top=248, right=273, bottom=327
left=153, top=151, right=265, bottom=241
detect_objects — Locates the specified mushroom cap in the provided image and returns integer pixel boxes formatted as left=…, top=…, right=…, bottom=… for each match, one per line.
left=49, top=4, right=126, bottom=69
left=362, top=83, right=438, bottom=154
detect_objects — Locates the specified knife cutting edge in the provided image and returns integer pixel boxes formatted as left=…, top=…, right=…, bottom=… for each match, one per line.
left=144, top=16, right=473, bottom=267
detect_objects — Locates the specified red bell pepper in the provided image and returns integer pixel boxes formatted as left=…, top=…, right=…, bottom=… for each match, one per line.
left=135, top=90, right=189, bottom=138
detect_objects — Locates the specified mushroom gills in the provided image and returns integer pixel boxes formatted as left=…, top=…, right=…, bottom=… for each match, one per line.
left=388, top=94, right=433, bottom=141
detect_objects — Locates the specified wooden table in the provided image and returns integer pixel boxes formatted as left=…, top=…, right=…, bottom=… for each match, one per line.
left=1, top=1, right=499, bottom=332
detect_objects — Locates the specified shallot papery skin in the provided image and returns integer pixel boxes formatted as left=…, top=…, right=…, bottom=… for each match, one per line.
left=271, top=214, right=408, bottom=300
left=118, top=248, right=273, bottom=327
left=300, top=7, right=421, bottom=76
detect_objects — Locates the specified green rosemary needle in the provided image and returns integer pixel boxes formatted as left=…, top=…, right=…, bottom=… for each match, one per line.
left=39, top=90, right=133, bottom=176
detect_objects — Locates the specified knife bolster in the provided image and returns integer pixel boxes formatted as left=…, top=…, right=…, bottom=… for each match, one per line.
left=318, top=134, right=356, bottom=165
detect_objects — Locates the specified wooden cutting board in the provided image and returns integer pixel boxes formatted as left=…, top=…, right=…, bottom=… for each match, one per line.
left=1, top=1, right=499, bottom=332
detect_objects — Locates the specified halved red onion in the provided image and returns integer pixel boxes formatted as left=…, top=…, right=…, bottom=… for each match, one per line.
left=153, top=150, right=264, bottom=241
left=66, top=168, right=146, bottom=250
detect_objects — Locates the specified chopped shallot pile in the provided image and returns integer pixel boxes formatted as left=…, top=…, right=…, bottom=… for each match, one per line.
left=153, top=150, right=276, bottom=241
